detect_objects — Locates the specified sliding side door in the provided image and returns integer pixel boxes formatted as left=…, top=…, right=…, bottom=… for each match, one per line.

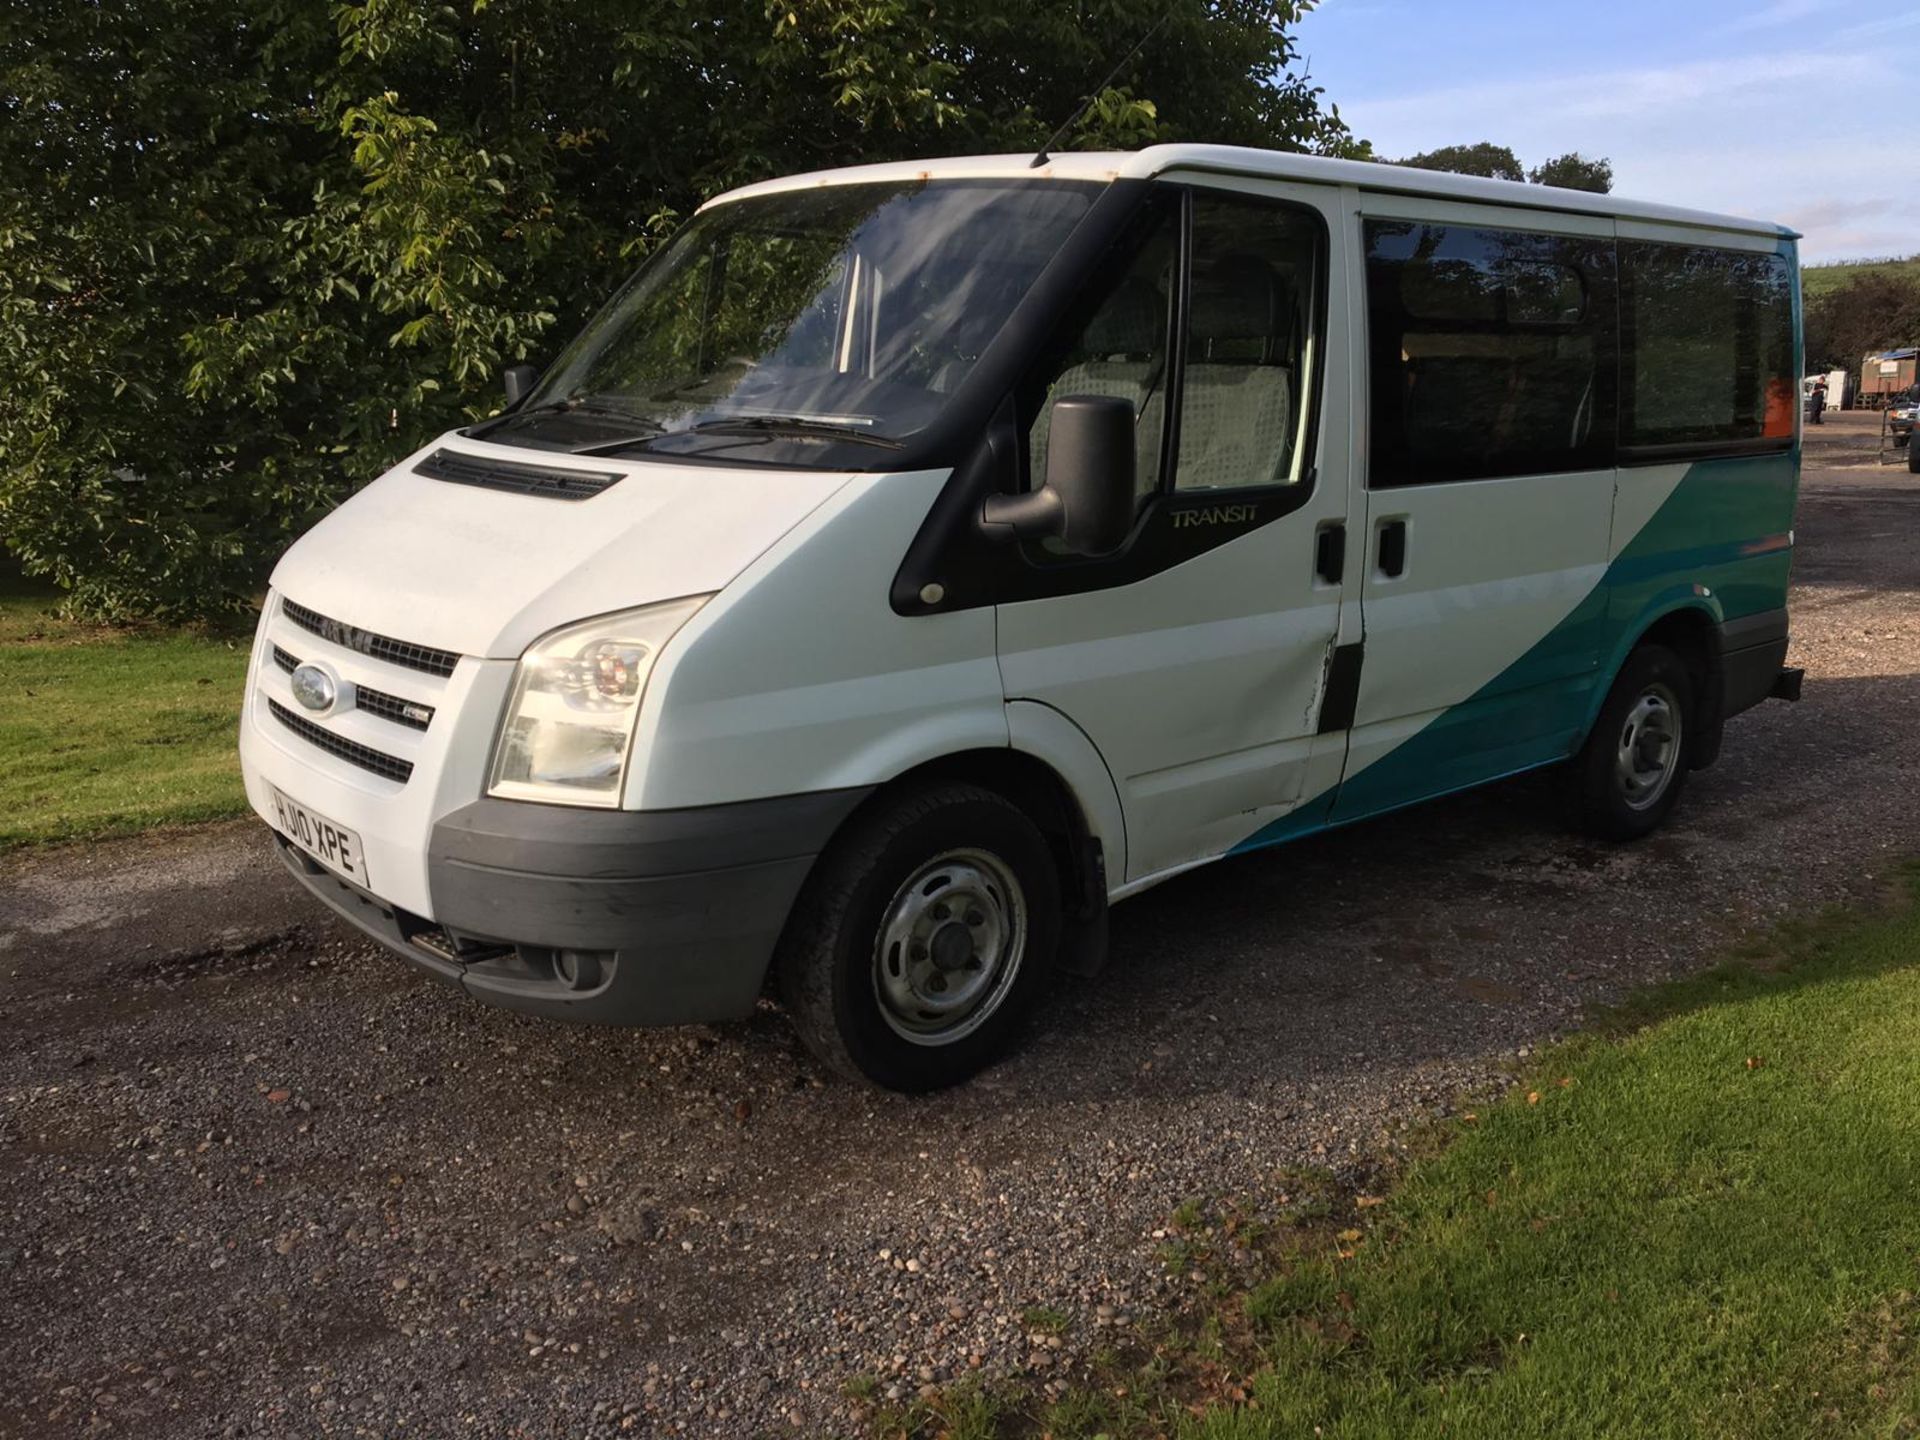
left=1333, top=200, right=1620, bottom=822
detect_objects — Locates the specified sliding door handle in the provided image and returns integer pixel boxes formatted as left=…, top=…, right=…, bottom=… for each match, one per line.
left=1315, top=522, right=1345, bottom=584
left=1377, top=519, right=1408, bottom=578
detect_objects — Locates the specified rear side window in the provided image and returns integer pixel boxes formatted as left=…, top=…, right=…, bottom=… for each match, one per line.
left=1364, top=221, right=1617, bottom=487
left=1620, top=242, right=1795, bottom=454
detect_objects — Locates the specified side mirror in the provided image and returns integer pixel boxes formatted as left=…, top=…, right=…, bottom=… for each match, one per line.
left=980, top=395, right=1136, bottom=556
left=502, top=364, right=539, bottom=407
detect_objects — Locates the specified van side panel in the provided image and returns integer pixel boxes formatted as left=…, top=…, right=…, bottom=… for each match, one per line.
left=1230, top=445, right=1797, bottom=852
left=1331, top=470, right=1614, bottom=822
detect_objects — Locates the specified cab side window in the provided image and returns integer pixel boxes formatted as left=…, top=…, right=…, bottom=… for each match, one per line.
left=1174, top=194, right=1323, bottom=491
left=1028, top=213, right=1178, bottom=503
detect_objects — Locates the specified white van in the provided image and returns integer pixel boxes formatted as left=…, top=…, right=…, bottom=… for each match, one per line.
left=240, top=146, right=1804, bottom=1090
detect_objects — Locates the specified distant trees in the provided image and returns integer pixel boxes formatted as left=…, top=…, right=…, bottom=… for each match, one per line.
left=1396, top=143, right=1525, bottom=182
left=1528, top=153, right=1614, bottom=193
left=1803, top=271, right=1920, bottom=374
left=1395, top=144, right=1614, bottom=193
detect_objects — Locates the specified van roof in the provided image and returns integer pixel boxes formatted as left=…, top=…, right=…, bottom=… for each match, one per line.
left=704, top=145, right=1797, bottom=242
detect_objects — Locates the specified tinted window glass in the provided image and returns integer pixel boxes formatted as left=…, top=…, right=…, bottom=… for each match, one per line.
left=1028, top=209, right=1178, bottom=504
left=1621, top=242, right=1795, bottom=451
left=1365, top=221, right=1616, bottom=487
left=1174, top=194, right=1323, bottom=492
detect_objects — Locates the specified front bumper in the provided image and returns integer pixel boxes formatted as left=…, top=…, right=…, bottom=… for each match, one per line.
left=276, top=789, right=870, bottom=1025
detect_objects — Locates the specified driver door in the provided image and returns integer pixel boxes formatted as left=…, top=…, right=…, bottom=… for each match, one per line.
left=994, top=177, right=1359, bottom=885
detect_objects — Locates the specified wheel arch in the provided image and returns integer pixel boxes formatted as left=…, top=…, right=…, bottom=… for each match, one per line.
left=1588, top=598, right=1725, bottom=769
left=800, top=742, right=1117, bottom=980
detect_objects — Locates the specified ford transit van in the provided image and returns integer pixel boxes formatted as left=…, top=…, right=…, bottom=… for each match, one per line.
left=240, top=146, right=1803, bottom=1089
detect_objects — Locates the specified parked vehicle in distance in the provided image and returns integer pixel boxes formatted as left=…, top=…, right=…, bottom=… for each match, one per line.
left=238, top=146, right=1806, bottom=1090
left=1888, top=393, right=1919, bottom=445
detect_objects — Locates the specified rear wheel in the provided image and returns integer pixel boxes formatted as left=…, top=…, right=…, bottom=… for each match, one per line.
left=1570, top=644, right=1694, bottom=841
left=776, top=783, right=1060, bottom=1091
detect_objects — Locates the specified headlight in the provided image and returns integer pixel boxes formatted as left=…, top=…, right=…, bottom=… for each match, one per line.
left=487, top=596, right=710, bottom=807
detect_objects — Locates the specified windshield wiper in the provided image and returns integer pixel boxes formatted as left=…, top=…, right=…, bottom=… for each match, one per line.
left=679, top=415, right=904, bottom=449
left=467, top=395, right=662, bottom=442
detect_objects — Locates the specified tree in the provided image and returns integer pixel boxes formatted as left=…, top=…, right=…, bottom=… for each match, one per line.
left=1, top=0, right=1363, bottom=622
left=1529, top=152, right=1614, bottom=193
left=1396, top=142, right=1524, bottom=183
left=1803, top=271, right=1920, bottom=374
left=1393, top=144, right=1614, bottom=194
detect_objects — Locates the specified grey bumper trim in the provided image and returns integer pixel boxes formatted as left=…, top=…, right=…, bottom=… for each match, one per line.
left=275, top=787, right=872, bottom=1027
left=1718, top=606, right=1790, bottom=721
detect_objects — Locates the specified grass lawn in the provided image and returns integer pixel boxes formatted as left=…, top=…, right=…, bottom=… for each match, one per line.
left=0, top=568, right=253, bottom=850
left=876, top=876, right=1920, bottom=1439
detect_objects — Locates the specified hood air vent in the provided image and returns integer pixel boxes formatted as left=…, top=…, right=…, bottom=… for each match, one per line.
left=414, top=448, right=623, bottom=501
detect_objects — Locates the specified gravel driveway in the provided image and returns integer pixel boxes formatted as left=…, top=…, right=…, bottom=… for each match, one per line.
left=5, top=434, right=1918, bottom=1438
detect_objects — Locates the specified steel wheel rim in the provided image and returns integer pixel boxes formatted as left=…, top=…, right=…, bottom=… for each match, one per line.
left=1615, top=682, right=1682, bottom=812
left=873, top=848, right=1027, bottom=1046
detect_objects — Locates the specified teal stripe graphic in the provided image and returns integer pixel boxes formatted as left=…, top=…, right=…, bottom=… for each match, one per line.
left=1230, top=450, right=1798, bottom=856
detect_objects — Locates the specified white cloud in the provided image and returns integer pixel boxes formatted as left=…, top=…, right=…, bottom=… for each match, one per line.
left=1833, top=8, right=1920, bottom=40
left=1718, top=0, right=1841, bottom=34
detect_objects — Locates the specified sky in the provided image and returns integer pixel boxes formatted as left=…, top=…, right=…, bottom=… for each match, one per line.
left=1292, top=0, right=1920, bottom=263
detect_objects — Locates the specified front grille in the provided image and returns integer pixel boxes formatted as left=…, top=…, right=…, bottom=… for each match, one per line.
left=268, top=700, right=415, bottom=784
left=414, top=448, right=622, bottom=501
left=280, top=598, right=459, bottom=678
left=355, top=687, right=434, bottom=731
left=272, top=644, right=434, bottom=731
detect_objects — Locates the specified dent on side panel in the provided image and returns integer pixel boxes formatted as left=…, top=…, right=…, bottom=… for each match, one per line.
left=631, top=473, right=1008, bottom=809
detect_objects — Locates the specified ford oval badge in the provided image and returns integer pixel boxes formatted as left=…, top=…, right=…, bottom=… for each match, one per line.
left=290, top=662, right=338, bottom=714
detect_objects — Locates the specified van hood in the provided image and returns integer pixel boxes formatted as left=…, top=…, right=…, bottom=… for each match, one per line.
left=270, top=435, right=855, bottom=659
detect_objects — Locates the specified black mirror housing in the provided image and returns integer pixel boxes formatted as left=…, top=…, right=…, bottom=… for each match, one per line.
left=1043, top=395, right=1136, bottom=555
left=979, top=395, right=1136, bottom=556
left=502, top=364, right=539, bottom=407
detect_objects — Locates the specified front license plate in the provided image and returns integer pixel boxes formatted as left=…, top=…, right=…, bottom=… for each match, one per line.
left=269, top=785, right=369, bottom=887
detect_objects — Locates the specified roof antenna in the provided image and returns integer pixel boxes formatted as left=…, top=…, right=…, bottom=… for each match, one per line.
left=1031, top=8, right=1175, bottom=169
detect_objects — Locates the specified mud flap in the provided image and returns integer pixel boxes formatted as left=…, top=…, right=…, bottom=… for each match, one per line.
left=1058, top=838, right=1111, bottom=978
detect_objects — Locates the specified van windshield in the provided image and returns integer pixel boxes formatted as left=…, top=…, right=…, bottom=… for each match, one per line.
left=485, top=179, right=1098, bottom=459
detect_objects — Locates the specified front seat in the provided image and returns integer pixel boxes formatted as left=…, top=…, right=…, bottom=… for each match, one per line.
left=1030, top=276, right=1169, bottom=500
left=1176, top=256, right=1296, bottom=490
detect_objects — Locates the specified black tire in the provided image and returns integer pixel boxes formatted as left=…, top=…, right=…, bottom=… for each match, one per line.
left=775, top=783, right=1061, bottom=1091
left=1570, top=644, right=1695, bottom=842
left=1908, top=436, right=1920, bottom=474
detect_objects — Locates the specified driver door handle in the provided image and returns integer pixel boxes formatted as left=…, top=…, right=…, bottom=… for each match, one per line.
left=1315, top=522, right=1345, bottom=584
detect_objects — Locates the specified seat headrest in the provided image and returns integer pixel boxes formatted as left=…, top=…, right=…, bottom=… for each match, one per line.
left=1191, top=255, right=1283, bottom=344
left=1082, top=277, right=1165, bottom=356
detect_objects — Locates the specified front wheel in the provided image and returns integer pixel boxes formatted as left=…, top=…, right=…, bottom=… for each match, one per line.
left=1908, top=437, right=1920, bottom=474
left=1569, top=645, right=1694, bottom=841
left=775, top=783, right=1060, bottom=1091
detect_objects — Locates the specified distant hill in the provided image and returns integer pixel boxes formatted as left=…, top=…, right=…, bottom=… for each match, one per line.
left=1803, top=256, right=1920, bottom=302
